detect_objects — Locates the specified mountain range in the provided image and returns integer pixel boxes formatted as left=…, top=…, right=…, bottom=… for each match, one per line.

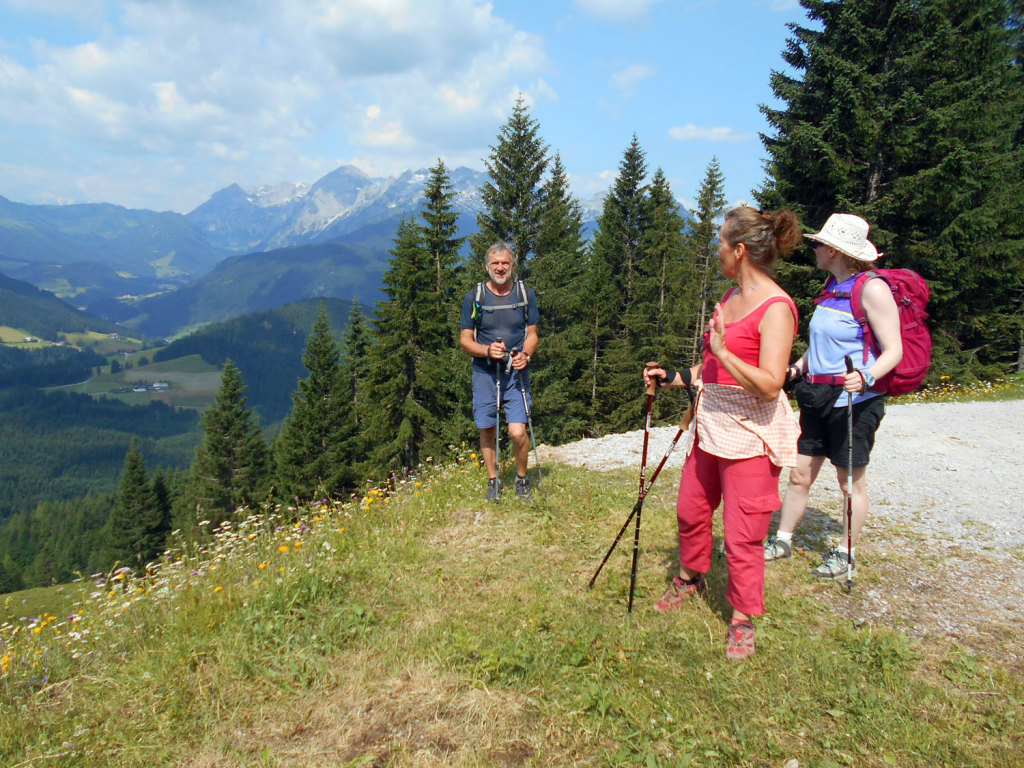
left=0, top=165, right=609, bottom=338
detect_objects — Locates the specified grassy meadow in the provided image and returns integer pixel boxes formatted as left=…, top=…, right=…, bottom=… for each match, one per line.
left=1, top=440, right=1021, bottom=768
left=51, top=353, right=222, bottom=409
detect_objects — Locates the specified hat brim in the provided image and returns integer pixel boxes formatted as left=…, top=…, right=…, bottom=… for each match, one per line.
left=804, top=232, right=876, bottom=261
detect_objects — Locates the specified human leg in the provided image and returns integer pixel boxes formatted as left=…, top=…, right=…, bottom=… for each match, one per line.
left=721, top=454, right=780, bottom=620
left=655, top=445, right=719, bottom=612
left=507, top=422, right=531, bottom=499
left=479, top=427, right=498, bottom=479
left=676, top=444, right=722, bottom=580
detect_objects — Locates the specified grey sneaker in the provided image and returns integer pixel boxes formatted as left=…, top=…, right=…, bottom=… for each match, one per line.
left=485, top=477, right=502, bottom=503
left=813, top=549, right=855, bottom=580
left=514, top=474, right=532, bottom=501
left=764, top=535, right=793, bottom=562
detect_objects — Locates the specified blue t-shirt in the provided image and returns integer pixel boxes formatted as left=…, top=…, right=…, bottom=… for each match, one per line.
left=460, top=282, right=539, bottom=372
left=807, top=275, right=880, bottom=407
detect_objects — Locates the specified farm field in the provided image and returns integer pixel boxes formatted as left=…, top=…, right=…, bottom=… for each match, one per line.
left=52, top=353, right=222, bottom=409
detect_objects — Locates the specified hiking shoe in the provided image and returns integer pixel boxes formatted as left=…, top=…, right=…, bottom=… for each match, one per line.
left=812, top=549, right=855, bottom=580
left=764, top=535, right=793, bottom=563
left=484, top=478, right=502, bottom=503
left=653, top=574, right=707, bottom=612
left=726, top=620, right=755, bottom=660
left=514, top=474, right=532, bottom=501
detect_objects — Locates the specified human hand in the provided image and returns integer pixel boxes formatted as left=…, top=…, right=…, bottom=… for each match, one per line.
left=708, top=303, right=726, bottom=357
left=511, top=351, right=529, bottom=370
left=488, top=340, right=507, bottom=359
left=642, top=365, right=666, bottom=388
left=842, top=370, right=865, bottom=394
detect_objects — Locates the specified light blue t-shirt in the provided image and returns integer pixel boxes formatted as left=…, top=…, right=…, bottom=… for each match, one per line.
left=807, top=275, right=880, bottom=408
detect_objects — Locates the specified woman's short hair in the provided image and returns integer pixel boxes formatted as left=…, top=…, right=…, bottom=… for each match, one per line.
left=721, top=206, right=801, bottom=275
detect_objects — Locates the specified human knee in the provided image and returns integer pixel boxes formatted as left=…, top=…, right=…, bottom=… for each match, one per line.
left=507, top=423, right=527, bottom=442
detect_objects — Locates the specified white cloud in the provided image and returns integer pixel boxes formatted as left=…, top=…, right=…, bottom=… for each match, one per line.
left=668, top=124, right=757, bottom=143
left=608, top=63, right=657, bottom=99
left=0, top=0, right=554, bottom=211
left=574, top=0, right=664, bottom=22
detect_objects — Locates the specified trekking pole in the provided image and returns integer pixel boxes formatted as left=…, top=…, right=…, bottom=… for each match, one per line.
left=495, top=337, right=503, bottom=491
left=625, top=361, right=664, bottom=618
left=588, top=366, right=691, bottom=595
left=844, top=355, right=857, bottom=592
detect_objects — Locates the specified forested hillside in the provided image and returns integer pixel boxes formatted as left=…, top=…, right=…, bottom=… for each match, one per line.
left=153, top=297, right=355, bottom=424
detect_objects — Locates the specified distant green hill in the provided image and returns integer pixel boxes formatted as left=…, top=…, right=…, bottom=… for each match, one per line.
left=153, top=297, right=359, bottom=424
left=122, top=241, right=384, bottom=339
left=0, top=272, right=124, bottom=339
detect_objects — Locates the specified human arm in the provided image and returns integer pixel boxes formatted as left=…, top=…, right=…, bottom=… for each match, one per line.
left=843, top=277, right=903, bottom=393
left=642, top=362, right=702, bottom=390
left=708, top=300, right=794, bottom=401
left=459, top=328, right=507, bottom=361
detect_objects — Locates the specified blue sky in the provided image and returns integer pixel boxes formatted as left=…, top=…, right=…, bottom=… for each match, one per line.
left=0, top=0, right=807, bottom=214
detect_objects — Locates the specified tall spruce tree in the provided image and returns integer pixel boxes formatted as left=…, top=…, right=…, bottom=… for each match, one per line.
left=191, top=358, right=270, bottom=521
left=759, top=0, right=1024, bottom=377
left=104, top=439, right=165, bottom=571
left=365, top=216, right=456, bottom=474
left=419, top=160, right=472, bottom=445
left=340, top=299, right=373, bottom=433
left=275, top=306, right=354, bottom=502
left=530, top=154, right=590, bottom=442
left=639, top=169, right=689, bottom=420
left=589, top=136, right=653, bottom=432
left=681, top=158, right=728, bottom=362
left=471, top=95, right=549, bottom=278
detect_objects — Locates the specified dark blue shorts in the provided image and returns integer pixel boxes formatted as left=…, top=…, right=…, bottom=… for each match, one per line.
left=472, top=364, right=531, bottom=429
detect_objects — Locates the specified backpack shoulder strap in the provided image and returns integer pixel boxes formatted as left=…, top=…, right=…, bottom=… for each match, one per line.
left=813, top=275, right=843, bottom=305
left=850, top=270, right=889, bottom=363
left=517, top=281, right=530, bottom=326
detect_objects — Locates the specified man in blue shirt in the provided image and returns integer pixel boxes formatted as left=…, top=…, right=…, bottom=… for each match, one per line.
left=459, top=242, right=539, bottom=502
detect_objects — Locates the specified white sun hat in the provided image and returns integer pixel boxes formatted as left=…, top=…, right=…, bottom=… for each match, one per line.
left=853, top=239, right=882, bottom=263
left=804, top=213, right=877, bottom=261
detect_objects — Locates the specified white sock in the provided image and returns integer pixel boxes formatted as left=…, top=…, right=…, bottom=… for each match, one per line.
left=837, top=544, right=855, bottom=558
left=775, top=531, right=793, bottom=544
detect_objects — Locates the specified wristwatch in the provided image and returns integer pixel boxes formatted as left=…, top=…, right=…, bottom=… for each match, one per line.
left=859, top=369, right=876, bottom=389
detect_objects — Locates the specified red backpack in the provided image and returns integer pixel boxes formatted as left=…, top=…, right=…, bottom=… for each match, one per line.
left=816, top=269, right=932, bottom=396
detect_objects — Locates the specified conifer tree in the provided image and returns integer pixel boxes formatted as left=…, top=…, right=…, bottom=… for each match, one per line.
left=639, top=169, right=689, bottom=420
left=589, top=136, right=652, bottom=432
left=759, top=0, right=1024, bottom=376
left=681, top=158, right=727, bottom=362
left=190, top=358, right=270, bottom=522
left=471, top=95, right=549, bottom=278
left=530, top=154, right=590, bottom=442
left=104, top=439, right=164, bottom=571
left=419, top=160, right=472, bottom=445
left=340, top=299, right=373, bottom=433
left=365, top=217, right=455, bottom=474
left=275, top=306, right=353, bottom=502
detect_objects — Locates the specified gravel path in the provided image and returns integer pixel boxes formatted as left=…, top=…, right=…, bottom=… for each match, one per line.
left=538, top=399, right=1024, bottom=668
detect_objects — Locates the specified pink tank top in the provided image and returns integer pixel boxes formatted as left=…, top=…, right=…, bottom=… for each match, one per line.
left=702, top=293, right=798, bottom=387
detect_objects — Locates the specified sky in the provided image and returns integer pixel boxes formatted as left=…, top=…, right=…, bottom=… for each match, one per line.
left=0, top=0, right=809, bottom=215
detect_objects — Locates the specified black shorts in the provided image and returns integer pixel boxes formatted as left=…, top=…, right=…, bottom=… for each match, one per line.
left=793, top=381, right=885, bottom=468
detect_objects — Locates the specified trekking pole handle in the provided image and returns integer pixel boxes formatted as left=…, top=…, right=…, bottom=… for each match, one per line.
left=644, top=361, right=660, bottom=396
left=845, top=356, right=855, bottom=374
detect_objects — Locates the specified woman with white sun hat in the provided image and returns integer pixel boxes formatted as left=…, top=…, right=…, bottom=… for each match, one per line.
left=763, top=213, right=903, bottom=580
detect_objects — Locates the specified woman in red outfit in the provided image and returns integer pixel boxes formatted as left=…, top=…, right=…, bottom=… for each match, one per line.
left=644, top=205, right=801, bottom=659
